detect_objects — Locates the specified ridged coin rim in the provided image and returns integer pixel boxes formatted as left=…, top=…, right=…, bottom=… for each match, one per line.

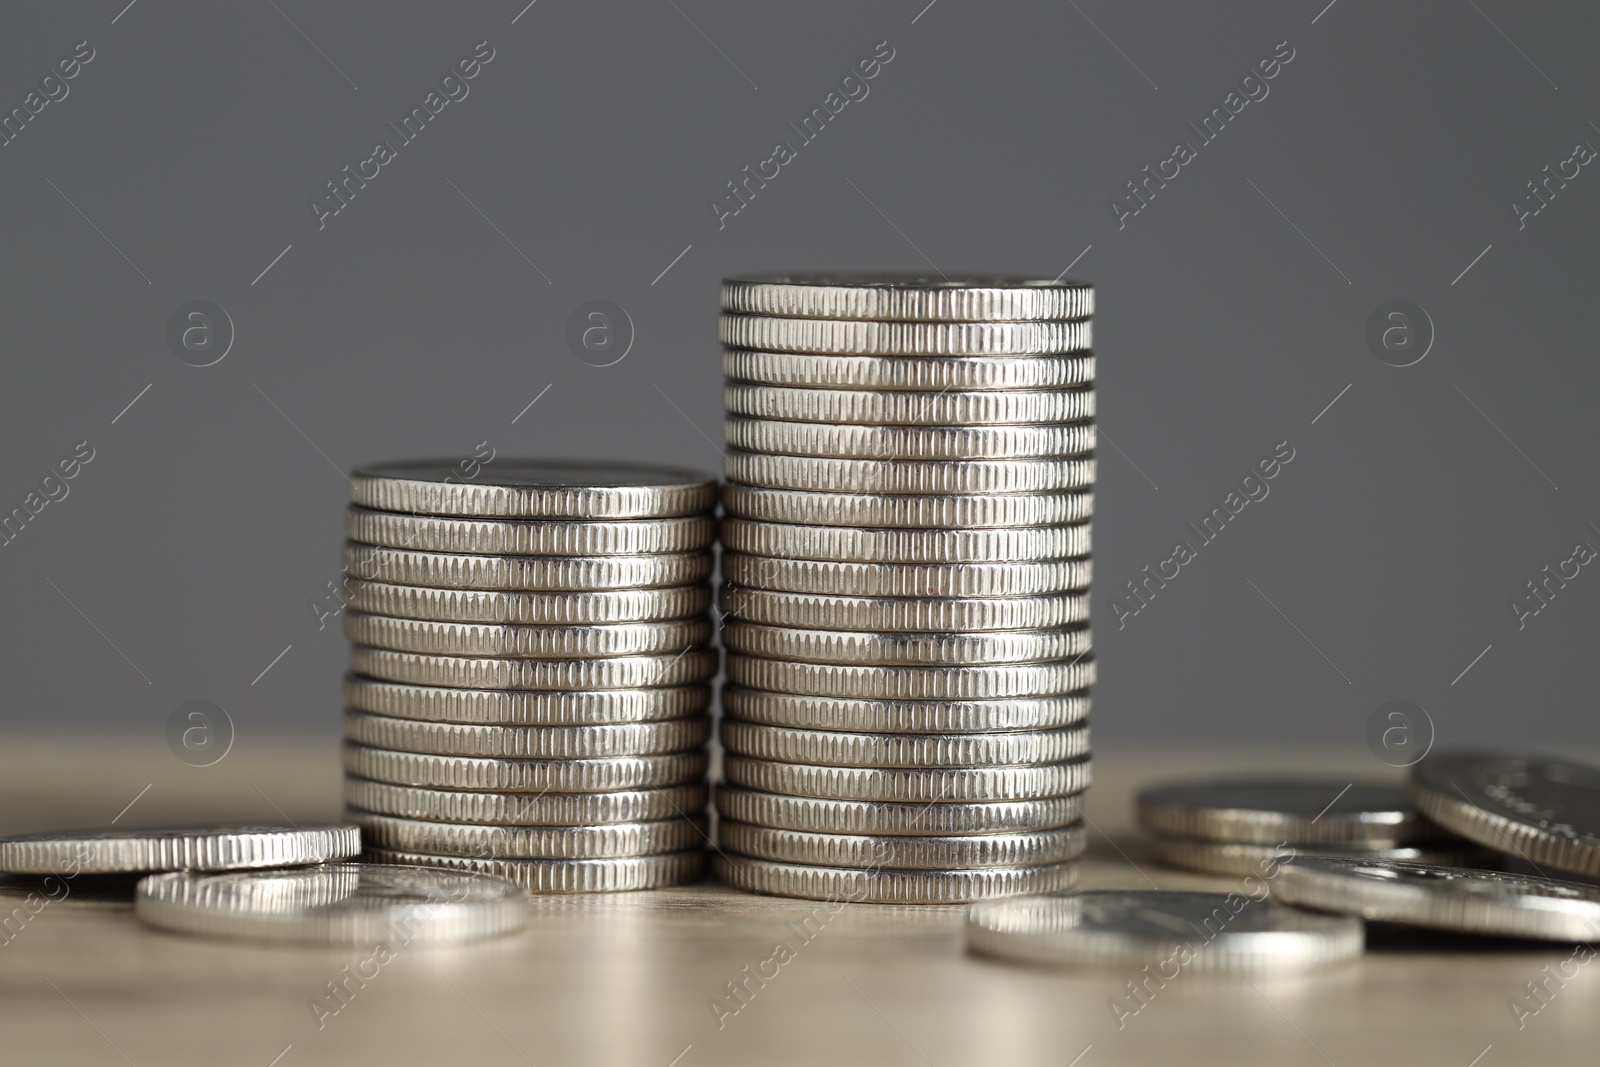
left=718, top=315, right=1093, bottom=356
left=713, top=784, right=1081, bottom=835
left=725, top=653, right=1095, bottom=699
left=346, top=778, right=708, bottom=826
left=721, top=486, right=1092, bottom=529
left=718, top=721, right=1090, bottom=768
left=722, top=554, right=1091, bottom=598
left=0, top=825, right=360, bottom=875
left=364, top=848, right=706, bottom=893
left=722, top=621, right=1092, bottom=667
left=345, top=509, right=715, bottom=556
left=342, top=743, right=709, bottom=792
left=720, top=687, right=1091, bottom=733
left=719, top=588, right=1090, bottom=632
left=719, top=274, right=1093, bottom=322
left=713, top=853, right=1079, bottom=904
left=344, top=613, right=713, bottom=659
left=343, top=711, right=710, bottom=758
left=724, top=418, right=1096, bottom=460
left=342, top=581, right=712, bottom=625
left=349, top=459, right=716, bottom=519
left=724, top=384, right=1095, bottom=426
left=717, top=820, right=1087, bottom=869
left=722, top=349, right=1095, bottom=391
left=350, top=647, right=718, bottom=691
left=350, top=813, right=707, bottom=859
left=343, top=544, right=713, bottom=592
left=343, top=676, right=711, bottom=724
left=722, top=754, right=1093, bottom=802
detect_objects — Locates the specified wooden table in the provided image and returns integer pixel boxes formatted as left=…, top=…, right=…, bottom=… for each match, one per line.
left=1, top=736, right=1593, bottom=1066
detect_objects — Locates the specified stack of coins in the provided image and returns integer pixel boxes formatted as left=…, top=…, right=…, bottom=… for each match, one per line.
left=338, top=459, right=719, bottom=893
left=711, top=274, right=1096, bottom=903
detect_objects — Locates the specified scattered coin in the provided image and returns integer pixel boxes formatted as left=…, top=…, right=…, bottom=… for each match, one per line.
left=1137, top=779, right=1451, bottom=848
left=1147, top=836, right=1496, bottom=877
left=1272, top=857, right=1600, bottom=941
left=966, top=891, right=1363, bottom=971
left=135, top=863, right=528, bottom=944
left=724, top=451, right=1096, bottom=495
left=0, top=825, right=359, bottom=875
left=724, top=654, right=1095, bottom=700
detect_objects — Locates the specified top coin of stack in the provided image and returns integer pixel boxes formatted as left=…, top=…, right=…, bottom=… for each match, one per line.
left=339, top=459, right=719, bottom=893
left=713, top=273, right=1096, bottom=904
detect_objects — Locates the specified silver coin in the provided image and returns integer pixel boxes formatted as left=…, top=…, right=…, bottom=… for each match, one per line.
left=720, top=520, right=1091, bottom=564
left=720, top=587, right=1090, bottom=632
left=1147, top=837, right=1496, bottom=878
left=343, top=711, right=709, bottom=759
left=714, top=785, right=1081, bottom=836
left=351, top=813, right=706, bottom=860
left=343, top=743, right=709, bottom=793
left=364, top=848, right=705, bottom=893
left=721, top=687, right=1091, bottom=733
left=346, top=778, right=707, bottom=826
left=725, top=384, right=1095, bottom=426
left=1411, top=751, right=1600, bottom=876
left=719, top=820, right=1087, bottom=870
left=719, top=721, right=1089, bottom=768
left=722, top=554, right=1091, bottom=598
left=966, top=891, right=1363, bottom=972
left=342, top=581, right=712, bottom=625
left=349, top=647, right=718, bottom=691
left=344, top=613, right=713, bottom=659
left=1137, top=779, right=1450, bottom=848
left=343, top=676, right=710, bottom=725
left=722, top=485, right=1092, bottom=529
left=722, top=621, right=1092, bottom=667
left=135, top=863, right=528, bottom=945
left=725, top=452, right=1096, bottom=495
left=718, top=315, right=1092, bottom=356
left=0, top=824, right=359, bottom=876
left=343, top=544, right=712, bottom=592
left=724, top=653, right=1095, bottom=700
left=1273, top=857, right=1600, bottom=941
left=349, top=459, right=716, bottom=518
left=714, top=853, right=1078, bottom=904
left=723, top=349, right=1095, bottom=391
left=719, top=273, right=1094, bottom=322
left=723, top=754, right=1092, bottom=803
left=346, top=509, right=715, bottom=556
left=724, top=418, right=1096, bottom=461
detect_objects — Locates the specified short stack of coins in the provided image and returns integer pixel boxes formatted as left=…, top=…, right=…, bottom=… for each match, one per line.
left=711, top=274, right=1096, bottom=903
left=338, top=459, right=719, bottom=893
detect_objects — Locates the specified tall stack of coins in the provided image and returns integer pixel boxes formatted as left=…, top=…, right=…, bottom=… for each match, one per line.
left=711, top=274, right=1096, bottom=903
left=338, top=460, right=719, bottom=893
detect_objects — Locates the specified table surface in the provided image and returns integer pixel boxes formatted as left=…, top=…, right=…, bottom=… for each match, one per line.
left=0, top=737, right=1593, bottom=1067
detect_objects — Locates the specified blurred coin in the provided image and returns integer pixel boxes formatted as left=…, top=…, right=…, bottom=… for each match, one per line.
left=1147, top=837, right=1497, bottom=877
left=343, top=544, right=712, bottom=592
left=719, top=721, right=1089, bottom=768
left=714, top=853, right=1078, bottom=904
left=966, top=891, right=1362, bottom=972
left=722, top=486, right=1091, bottom=529
left=342, top=581, right=711, bottom=625
left=135, top=863, right=527, bottom=944
left=718, top=315, right=1092, bottom=356
left=342, top=743, right=709, bottom=793
left=364, top=848, right=705, bottom=893
left=1273, top=857, right=1600, bottom=941
left=722, top=349, right=1094, bottom=391
left=719, top=273, right=1093, bottom=322
left=346, top=509, right=715, bottom=556
left=714, top=785, right=1081, bottom=836
left=350, top=459, right=716, bottom=519
left=349, top=647, right=717, bottom=691
left=344, top=614, right=712, bottom=658
left=346, top=778, right=707, bottom=826
left=343, top=711, right=709, bottom=758
left=1411, top=751, right=1600, bottom=876
left=0, top=825, right=358, bottom=875
left=343, top=677, right=710, bottom=725
left=1137, top=779, right=1451, bottom=848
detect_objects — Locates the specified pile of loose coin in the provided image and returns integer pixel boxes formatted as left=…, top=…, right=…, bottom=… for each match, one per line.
left=968, top=750, right=1600, bottom=972
left=339, top=460, right=719, bottom=892
left=712, top=273, right=1096, bottom=903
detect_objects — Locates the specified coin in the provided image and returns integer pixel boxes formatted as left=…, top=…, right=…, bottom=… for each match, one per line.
left=1410, top=751, right=1600, bottom=876
left=1137, top=779, right=1451, bottom=848
left=714, top=785, right=1081, bottom=836
left=722, top=622, right=1092, bottom=667
left=723, top=754, right=1092, bottom=803
left=349, top=647, right=718, bottom=690
left=346, top=779, right=707, bottom=826
left=349, top=459, right=717, bottom=518
left=346, top=509, right=715, bottom=556
left=725, top=384, right=1095, bottom=426
left=719, top=588, right=1090, bottom=632
left=966, top=891, right=1363, bottom=972
left=719, top=820, right=1087, bottom=869
left=135, top=863, right=528, bottom=945
left=722, top=349, right=1094, bottom=391
left=725, top=419, right=1096, bottom=462
left=718, top=315, right=1092, bottom=356
left=343, top=544, right=713, bottom=592
left=713, top=853, right=1078, bottom=904
left=719, top=722, right=1090, bottom=768
left=343, top=677, right=710, bottom=725
left=719, top=273, right=1094, bottom=322
left=721, top=520, right=1091, bottom=564
left=722, top=486, right=1092, bottom=529
left=343, top=743, right=710, bottom=792
left=344, top=614, right=713, bottom=658
left=350, top=813, right=706, bottom=859
left=342, top=581, right=712, bottom=625
left=1272, top=857, right=1600, bottom=941
left=724, top=654, right=1095, bottom=700
left=721, top=554, right=1092, bottom=598
left=721, top=688, right=1091, bottom=733
left=364, top=848, right=705, bottom=893
left=725, top=452, right=1096, bottom=495
left=343, top=711, right=710, bottom=758
left=1147, top=837, right=1496, bottom=877
left=0, top=824, right=359, bottom=875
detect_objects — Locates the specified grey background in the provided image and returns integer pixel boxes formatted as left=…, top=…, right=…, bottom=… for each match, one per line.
left=1, top=0, right=1595, bottom=757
